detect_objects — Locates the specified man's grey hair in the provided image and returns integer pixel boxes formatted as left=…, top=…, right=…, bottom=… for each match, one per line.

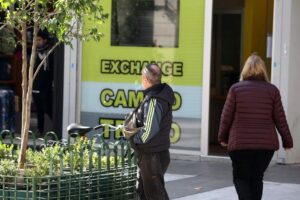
left=142, top=64, right=162, bottom=84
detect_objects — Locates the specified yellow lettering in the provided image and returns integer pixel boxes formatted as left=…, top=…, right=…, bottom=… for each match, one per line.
left=114, top=119, right=124, bottom=139
left=156, top=62, right=162, bottom=68
left=99, top=118, right=114, bottom=139
left=172, top=92, right=181, bottom=111
left=100, top=60, right=183, bottom=76
left=128, top=91, right=144, bottom=107
left=111, top=60, right=120, bottom=73
left=100, top=89, right=182, bottom=110
left=142, top=61, right=149, bottom=69
left=120, top=61, right=130, bottom=74
left=170, top=122, right=181, bottom=143
left=161, top=62, right=173, bottom=76
left=130, top=61, right=142, bottom=74
left=173, top=62, right=183, bottom=76
left=100, top=89, right=114, bottom=107
left=98, top=118, right=181, bottom=142
left=101, top=60, right=111, bottom=73
left=113, top=90, right=127, bottom=107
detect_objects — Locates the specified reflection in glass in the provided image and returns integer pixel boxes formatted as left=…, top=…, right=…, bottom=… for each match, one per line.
left=111, top=0, right=179, bottom=47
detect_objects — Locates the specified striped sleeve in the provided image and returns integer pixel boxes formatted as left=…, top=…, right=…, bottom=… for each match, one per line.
left=133, top=98, right=163, bottom=144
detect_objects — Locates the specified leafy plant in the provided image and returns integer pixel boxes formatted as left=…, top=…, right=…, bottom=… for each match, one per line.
left=24, top=145, right=61, bottom=177
left=63, top=137, right=121, bottom=173
left=0, top=141, right=14, bottom=159
left=0, top=159, right=17, bottom=177
left=0, top=27, right=16, bottom=54
left=0, top=0, right=108, bottom=169
left=63, top=137, right=90, bottom=172
left=0, top=137, right=123, bottom=179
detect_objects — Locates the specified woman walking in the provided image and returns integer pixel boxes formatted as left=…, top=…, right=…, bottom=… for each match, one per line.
left=218, top=53, right=293, bottom=200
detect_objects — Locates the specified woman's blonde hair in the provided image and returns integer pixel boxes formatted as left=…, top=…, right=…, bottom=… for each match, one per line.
left=240, top=53, right=269, bottom=82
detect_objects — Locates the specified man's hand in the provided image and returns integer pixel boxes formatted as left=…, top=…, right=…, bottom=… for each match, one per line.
left=123, top=127, right=140, bottom=139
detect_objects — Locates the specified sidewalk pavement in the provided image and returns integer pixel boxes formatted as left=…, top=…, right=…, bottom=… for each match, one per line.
left=165, top=157, right=300, bottom=200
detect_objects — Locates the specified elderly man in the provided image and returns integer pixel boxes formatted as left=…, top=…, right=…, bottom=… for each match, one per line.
left=126, top=63, right=175, bottom=200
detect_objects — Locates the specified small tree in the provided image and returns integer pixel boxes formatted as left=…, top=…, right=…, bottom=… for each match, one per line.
left=0, top=0, right=107, bottom=169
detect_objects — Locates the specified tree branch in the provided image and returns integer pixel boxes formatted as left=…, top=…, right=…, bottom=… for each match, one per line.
left=0, top=23, right=7, bottom=31
left=33, top=42, right=60, bottom=80
left=47, top=10, right=62, bottom=18
left=24, top=0, right=36, bottom=10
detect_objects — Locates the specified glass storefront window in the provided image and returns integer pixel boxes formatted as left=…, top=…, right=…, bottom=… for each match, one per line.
left=81, top=0, right=205, bottom=153
left=111, top=0, right=179, bottom=47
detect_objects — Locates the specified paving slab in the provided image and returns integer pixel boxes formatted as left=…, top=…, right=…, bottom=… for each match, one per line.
left=173, top=182, right=300, bottom=200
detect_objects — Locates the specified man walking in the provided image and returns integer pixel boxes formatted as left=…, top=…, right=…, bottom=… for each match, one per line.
left=127, top=64, right=175, bottom=200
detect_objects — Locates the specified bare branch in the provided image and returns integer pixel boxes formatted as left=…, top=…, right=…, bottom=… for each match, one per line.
left=0, top=24, right=7, bottom=31
left=24, top=0, right=36, bottom=10
left=33, top=42, right=60, bottom=80
left=61, top=19, right=79, bottom=41
left=47, top=11, right=62, bottom=18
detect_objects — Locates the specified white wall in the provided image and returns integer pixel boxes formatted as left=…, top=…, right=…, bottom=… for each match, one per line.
left=62, top=40, right=80, bottom=139
left=201, top=0, right=213, bottom=156
left=285, top=0, right=300, bottom=163
left=272, top=0, right=300, bottom=164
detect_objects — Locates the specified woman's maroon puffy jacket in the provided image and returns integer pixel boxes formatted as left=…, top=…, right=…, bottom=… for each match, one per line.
left=218, top=78, right=293, bottom=151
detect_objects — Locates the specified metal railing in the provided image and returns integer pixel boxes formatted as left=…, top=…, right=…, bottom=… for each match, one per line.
left=0, top=124, right=137, bottom=199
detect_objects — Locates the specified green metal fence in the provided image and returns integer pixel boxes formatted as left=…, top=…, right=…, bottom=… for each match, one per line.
left=0, top=130, right=137, bottom=199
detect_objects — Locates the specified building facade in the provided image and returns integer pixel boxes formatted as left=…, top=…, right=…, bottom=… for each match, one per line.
left=62, top=0, right=300, bottom=164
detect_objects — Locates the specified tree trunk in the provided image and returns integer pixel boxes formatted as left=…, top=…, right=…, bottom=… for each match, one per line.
left=18, top=21, right=39, bottom=169
left=21, top=23, right=28, bottom=139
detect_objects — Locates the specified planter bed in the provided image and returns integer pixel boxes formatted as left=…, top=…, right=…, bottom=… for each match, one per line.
left=0, top=131, right=137, bottom=200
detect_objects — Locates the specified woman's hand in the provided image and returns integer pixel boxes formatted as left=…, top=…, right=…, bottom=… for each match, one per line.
left=220, top=142, right=228, bottom=147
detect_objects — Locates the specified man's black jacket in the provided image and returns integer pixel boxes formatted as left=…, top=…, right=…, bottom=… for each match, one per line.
left=132, top=83, right=175, bottom=153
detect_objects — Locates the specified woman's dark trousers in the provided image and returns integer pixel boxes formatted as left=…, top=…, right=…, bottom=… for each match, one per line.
left=137, top=150, right=170, bottom=200
left=229, top=150, right=275, bottom=200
